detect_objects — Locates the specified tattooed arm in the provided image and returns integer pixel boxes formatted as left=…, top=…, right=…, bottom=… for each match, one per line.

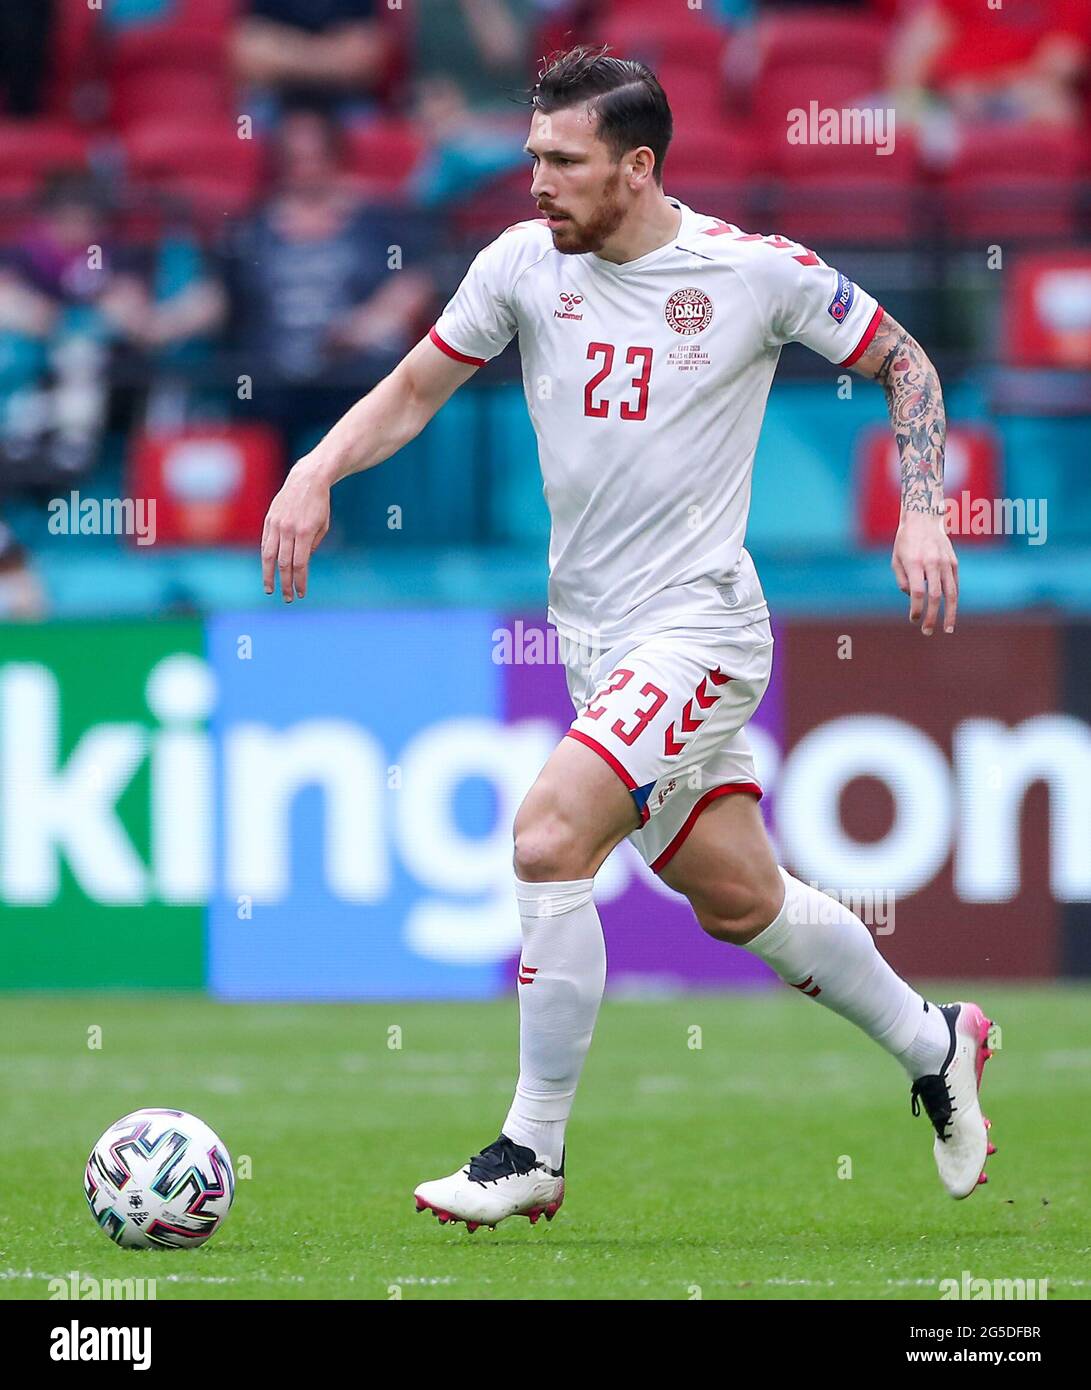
left=851, top=310, right=958, bottom=636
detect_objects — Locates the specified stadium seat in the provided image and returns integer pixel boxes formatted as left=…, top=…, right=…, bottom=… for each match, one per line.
left=772, top=172, right=916, bottom=245
left=936, top=125, right=1083, bottom=241
left=600, top=0, right=694, bottom=14
left=111, top=66, right=231, bottom=129
left=108, top=24, right=227, bottom=73
left=0, top=120, right=90, bottom=201
left=174, top=0, right=239, bottom=31
left=941, top=174, right=1078, bottom=243
left=667, top=180, right=760, bottom=229
left=46, top=0, right=102, bottom=119
left=772, top=118, right=915, bottom=177
left=665, top=124, right=767, bottom=182
left=596, top=10, right=731, bottom=68
left=753, top=63, right=881, bottom=132
left=943, top=123, right=1083, bottom=180
left=345, top=121, right=426, bottom=198
left=107, top=19, right=231, bottom=129
left=753, top=10, right=888, bottom=82
left=452, top=190, right=537, bottom=243
left=656, top=62, right=727, bottom=122
left=123, top=120, right=263, bottom=222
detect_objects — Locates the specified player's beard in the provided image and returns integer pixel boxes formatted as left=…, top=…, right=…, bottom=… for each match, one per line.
left=548, top=169, right=626, bottom=255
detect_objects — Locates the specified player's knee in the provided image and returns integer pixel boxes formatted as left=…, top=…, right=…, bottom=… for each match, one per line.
left=513, top=814, right=589, bottom=883
left=692, top=876, right=783, bottom=944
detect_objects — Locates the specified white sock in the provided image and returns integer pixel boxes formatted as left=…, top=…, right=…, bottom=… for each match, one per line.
left=501, top=876, right=605, bottom=1172
left=743, top=868, right=950, bottom=1079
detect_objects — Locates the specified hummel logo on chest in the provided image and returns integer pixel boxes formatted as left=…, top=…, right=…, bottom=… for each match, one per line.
left=554, top=291, right=584, bottom=321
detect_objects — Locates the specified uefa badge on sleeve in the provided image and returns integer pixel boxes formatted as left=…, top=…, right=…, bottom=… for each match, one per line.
left=827, top=272, right=855, bottom=324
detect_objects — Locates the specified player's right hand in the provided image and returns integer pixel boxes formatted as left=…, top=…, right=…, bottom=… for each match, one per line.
left=261, top=458, right=332, bottom=602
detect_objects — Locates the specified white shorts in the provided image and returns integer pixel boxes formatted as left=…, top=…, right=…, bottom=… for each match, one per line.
left=561, top=617, right=775, bottom=874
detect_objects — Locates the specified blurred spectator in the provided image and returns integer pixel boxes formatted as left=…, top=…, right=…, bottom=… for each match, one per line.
left=0, top=516, right=45, bottom=618
left=889, top=0, right=1091, bottom=127
left=221, top=105, right=436, bottom=452
left=232, top=0, right=390, bottom=126
left=533, top=0, right=605, bottom=53
left=0, top=171, right=222, bottom=483
left=407, top=0, right=547, bottom=209
left=411, top=75, right=529, bottom=209
left=414, top=0, right=537, bottom=114
left=0, top=0, right=54, bottom=117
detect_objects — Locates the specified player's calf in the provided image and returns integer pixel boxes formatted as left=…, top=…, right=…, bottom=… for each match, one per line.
left=682, top=870, right=786, bottom=944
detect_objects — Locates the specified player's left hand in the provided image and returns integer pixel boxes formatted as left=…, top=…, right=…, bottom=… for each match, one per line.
left=261, top=457, right=331, bottom=602
left=891, top=511, right=958, bottom=636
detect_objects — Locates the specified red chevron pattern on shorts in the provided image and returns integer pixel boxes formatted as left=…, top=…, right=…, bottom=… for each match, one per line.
left=664, top=667, right=732, bottom=757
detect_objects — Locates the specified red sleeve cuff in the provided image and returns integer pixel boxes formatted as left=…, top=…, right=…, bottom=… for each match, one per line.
left=429, top=325, right=486, bottom=367
left=837, top=304, right=884, bottom=367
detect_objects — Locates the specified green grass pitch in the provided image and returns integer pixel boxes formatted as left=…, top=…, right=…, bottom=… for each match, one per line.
left=1, top=987, right=1087, bottom=1301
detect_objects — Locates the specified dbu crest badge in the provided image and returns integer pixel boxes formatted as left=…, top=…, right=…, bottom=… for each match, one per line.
left=665, top=287, right=714, bottom=335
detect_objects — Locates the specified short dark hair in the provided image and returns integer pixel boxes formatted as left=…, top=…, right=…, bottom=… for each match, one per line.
left=530, top=44, right=673, bottom=187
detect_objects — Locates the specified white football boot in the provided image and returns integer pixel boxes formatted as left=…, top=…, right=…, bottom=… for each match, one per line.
left=414, top=1135, right=564, bottom=1232
left=911, top=1001, right=998, bottom=1199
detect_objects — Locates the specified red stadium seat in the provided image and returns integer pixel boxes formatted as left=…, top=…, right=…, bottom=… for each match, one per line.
left=46, top=0, right=102, bottom=119
left=656, top=62, right=727, bottom=121
left=600, top=0, right=691, bottom=14
left=665, top=124, right=768, bottom=182
left=942, top=123, right=1082, bottom=179
left=667, top=179, right=760, bottom=229
left=450, top=167, right=537, bottom=242
left=936, top=126, right=1081, bottom=241
left=108, top=17, right=232, bottom=129
left=175, top=0, right=239, bottom=31
left=345, top=120, right=426, bottom=197
left=773, top=172, right=915, bottom=244
left=942, top=174, right=1078, bottom=242
left=124, top=119, right=262, bottom=180
left=754, top=63, right=881, bottom=132
left=123, top=120, right=263, bottom=221
left=0, top=120, right=90, bottom=201
left=109, top=26, right=228, bottom=76
left=771, top=116, right=915, bottom=177
left=111, top=66, right=231, bottom=129
left=754, top=10, right=888, bottom=82
left=596, top=10, right=731, bottom=68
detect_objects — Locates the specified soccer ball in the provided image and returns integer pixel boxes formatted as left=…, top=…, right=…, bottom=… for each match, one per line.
left=84, top=1108, right=235, bottom=1249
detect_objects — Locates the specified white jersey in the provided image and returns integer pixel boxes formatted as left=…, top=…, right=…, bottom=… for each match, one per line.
left=430, top=196, right=882, bottom=646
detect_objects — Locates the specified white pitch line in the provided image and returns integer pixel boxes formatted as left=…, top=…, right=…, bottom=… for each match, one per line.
left=0, top=1267, right=305, bottom=1287
left=4, top=1266, right=1086, bottom=1292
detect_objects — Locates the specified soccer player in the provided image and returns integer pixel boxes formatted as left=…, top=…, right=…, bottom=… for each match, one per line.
left=260, top=47, right=995, bottom=1231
